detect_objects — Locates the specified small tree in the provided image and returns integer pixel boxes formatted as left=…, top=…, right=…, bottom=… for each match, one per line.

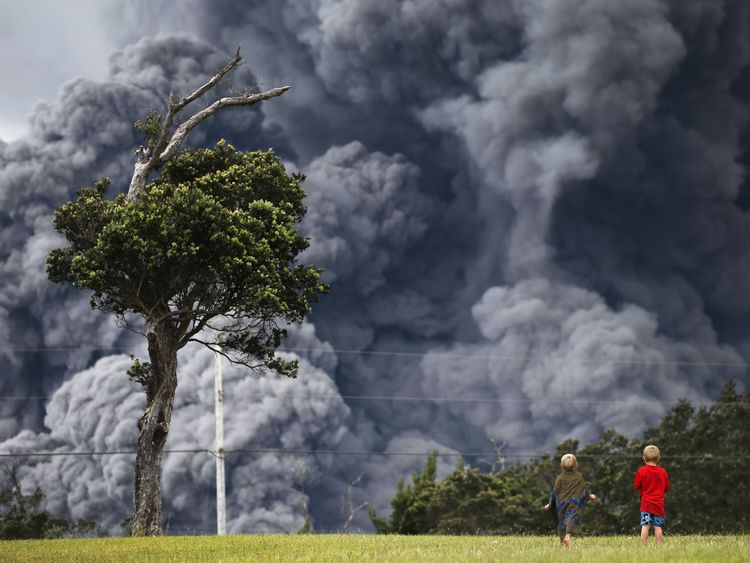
left=46, top=50, right=327, bottom=536
left=292, top=464, right=313, bottom=534
left=0, top=465, right=106, bottom=539
left=369, top=451, right=440, bottom=534
left=340, top=472, right=368, bottom=533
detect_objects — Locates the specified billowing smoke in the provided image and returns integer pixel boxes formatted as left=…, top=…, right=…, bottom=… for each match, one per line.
left=1, top=331, right=350, bottom=533
left=2, top=0, right=750, bottom=534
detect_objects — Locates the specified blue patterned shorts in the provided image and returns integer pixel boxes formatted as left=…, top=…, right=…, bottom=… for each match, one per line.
left=640, top=512, right=666, bottom=527
left=557, top=507, right=583, bottom=537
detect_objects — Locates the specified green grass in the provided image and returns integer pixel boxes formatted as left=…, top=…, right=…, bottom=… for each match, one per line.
left=1, top=534, right=748, bottom=562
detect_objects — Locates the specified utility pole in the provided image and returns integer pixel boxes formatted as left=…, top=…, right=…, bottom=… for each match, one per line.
left=214, top=345, right=227, bottom=535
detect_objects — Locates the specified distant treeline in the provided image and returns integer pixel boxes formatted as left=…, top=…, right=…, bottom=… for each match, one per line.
left=0, top=465, right=107, bottom=540
left=370, top=381, right=749, bottom=535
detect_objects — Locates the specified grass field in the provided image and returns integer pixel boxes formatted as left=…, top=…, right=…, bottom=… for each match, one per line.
left=1, top=534, right=748, bottom=562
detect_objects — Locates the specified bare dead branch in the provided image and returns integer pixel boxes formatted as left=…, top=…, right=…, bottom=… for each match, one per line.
left=127, top=48, right=290, bottom=199
left=157, top=87, right=290, bottom=164
left=341, top=472, right=368, bottom=533
left=170, top=47, right=243, bottom=116
left=489, top=438, right=507, bottom=474
left=290, top=464, right=313, bottom=532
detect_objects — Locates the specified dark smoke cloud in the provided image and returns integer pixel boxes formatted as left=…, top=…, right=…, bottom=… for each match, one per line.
left=2, top=0, right=750, bottom=534
left=302, top=141, right=432, bottom=294
left=288, top=0, right=521, bottom=105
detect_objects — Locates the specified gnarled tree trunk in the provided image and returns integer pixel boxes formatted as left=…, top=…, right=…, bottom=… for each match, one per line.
left=131, top=322, right=179, bottom=536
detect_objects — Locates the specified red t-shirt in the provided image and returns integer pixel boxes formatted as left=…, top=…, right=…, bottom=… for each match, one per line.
left=634, top=464, right=670, bottom=516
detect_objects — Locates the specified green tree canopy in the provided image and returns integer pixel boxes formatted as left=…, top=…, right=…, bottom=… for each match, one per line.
left=47, top=140, right=327, bottom=535
left=48, top=141, right=325, bottom=375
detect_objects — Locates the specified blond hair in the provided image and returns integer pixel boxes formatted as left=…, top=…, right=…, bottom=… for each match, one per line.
left=643, top=445, right=660, bottom=462
left=560, top=453, right=578, bottom=470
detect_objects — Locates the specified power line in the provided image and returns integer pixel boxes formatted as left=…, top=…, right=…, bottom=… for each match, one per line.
left=0, top=346, right=132, bottom=353
left=286, top=347, right=750, bottom=368
left=0, top=393, right=750, bottom=406
left=0, top=392, right=744, bottom=406
left=1, top=344, right=749, bottom=368
left=330, top=394, right=735, bottom=406
left=0, top=448, right=209, bottom=457
left=0, top=448, right=747, bottom=460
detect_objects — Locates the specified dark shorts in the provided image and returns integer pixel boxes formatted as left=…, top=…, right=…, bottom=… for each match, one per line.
left=640, top=512, right=666, bottom=527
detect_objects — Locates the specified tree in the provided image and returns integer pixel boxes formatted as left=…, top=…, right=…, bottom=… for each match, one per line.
left=0, top=465, right=106, bottom=539
left=368, top=451, right=439, bottom=534
left=340, top=473, right=368, bottom=533
left=292, top=464, right=314, bottom=534
left=46, top=50, right=327, bottom=536
left=369, top=453, right=549, bottom=535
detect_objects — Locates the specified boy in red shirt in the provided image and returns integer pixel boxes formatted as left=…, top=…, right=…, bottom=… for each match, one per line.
left=634, top=444, right=670, bottom=545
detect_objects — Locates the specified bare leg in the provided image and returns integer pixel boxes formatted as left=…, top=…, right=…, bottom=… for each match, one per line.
left=641, top=525, right=650, bottom=546
left=654, top=526, right=663, bottom=545
left=563, top=533, right=572, bottom=549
